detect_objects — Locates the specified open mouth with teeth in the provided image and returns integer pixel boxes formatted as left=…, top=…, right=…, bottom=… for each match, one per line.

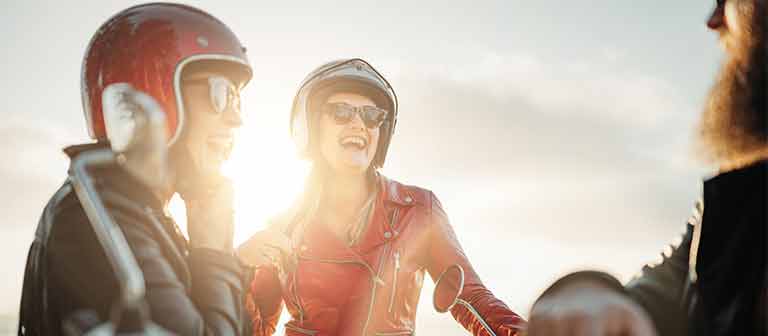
left=339, top=135, right=368, bottom=150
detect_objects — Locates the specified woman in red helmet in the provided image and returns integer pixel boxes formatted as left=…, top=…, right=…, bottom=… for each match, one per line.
left=19, top=3, right=253, bottom=335
left=239, top=59, right=526, bottom=336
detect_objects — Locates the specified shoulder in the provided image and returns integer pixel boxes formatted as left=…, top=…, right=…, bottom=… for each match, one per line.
left=44, top=180, right=88, bottom=239
left=379, top=175, right=443, bottom=212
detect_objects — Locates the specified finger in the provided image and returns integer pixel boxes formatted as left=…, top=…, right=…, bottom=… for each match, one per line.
left=527, top=314, right=562, bottom=336
left=563, top=311, right=602, bottom=336
left=602, top=307, right=630, bottom=336
left=626, top=312, right=657, bottom=336
left=607, top=307, right=656, bottom=336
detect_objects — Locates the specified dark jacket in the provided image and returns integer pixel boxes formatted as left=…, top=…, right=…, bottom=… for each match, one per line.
left=19, top=148, right=251, bottom=335
left=541, top=160, right=767, bottom=336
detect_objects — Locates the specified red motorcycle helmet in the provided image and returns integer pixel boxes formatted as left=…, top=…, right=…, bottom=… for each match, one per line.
left=81, top=3, right=252, bottom=145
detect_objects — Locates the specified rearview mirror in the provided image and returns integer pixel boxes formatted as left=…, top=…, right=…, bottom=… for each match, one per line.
left=432, top=264, right=498, bottom=336
left=433, top=264, right=465, bottom=313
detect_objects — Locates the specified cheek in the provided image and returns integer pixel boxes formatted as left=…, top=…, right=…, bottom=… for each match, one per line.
left=725, top=1, right=752, bottom=38
left=368, top=129, right=381, bottom=156
left=317, top=118, right=340, bottom=156
left=185, top=112, right=211, bottom=142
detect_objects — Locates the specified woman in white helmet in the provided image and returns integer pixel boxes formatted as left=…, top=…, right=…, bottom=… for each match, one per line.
left=239, top=59, right=525, bottom=336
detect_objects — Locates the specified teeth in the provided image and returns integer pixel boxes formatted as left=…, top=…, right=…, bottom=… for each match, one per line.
left=341, top=136, right=367, bottom=148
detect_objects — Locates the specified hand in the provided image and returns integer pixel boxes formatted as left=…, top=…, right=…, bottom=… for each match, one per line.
left=185, top=176, right=235, bottom=252
left=102, top=83, right=169, bottom=189
left=527, top=283, right=657, bottom=336
left=498, top=323, right=526, bottom=336
left=238, top=228, right=293, bottom=268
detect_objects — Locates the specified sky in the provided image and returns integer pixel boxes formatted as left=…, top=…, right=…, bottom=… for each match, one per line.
left=0, top=0, right=724, bottom=334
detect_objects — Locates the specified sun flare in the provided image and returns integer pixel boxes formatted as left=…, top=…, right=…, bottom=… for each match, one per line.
left=168, top=90, right=310, bottom=247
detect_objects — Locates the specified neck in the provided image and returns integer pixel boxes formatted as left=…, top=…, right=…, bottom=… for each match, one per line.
left=323, top=171, right=373, bottom=215
left=156, top=169, right=179, bottom=210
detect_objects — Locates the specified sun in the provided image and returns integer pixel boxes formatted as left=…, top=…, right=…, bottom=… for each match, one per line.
left=168, top=92, right=309, bottom=247
left=225, top=124, right=310, bottom=245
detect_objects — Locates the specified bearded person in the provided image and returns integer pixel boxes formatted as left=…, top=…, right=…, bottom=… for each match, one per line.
left=526, top=1, right=767, bottom=336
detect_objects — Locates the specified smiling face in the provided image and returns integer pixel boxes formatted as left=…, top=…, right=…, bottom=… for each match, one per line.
left=316, top=92, right=381, bottom=176
left=173, top=69, right=243, bottom=180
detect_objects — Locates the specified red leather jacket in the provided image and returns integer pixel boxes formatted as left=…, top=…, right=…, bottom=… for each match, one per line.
left=246, top=176, right=525, bottom=335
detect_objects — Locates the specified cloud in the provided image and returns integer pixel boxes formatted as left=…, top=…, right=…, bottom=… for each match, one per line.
left=379, top=50, right=706, bottom=243
left=0, top=123, right=76, bottom=313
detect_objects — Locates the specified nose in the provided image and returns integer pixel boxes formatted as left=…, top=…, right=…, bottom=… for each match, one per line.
left=707, top=2, right=726, bottom=30
left=348, top=111, right=366, bottom=130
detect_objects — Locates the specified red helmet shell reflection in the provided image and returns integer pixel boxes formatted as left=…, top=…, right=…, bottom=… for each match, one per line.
left=81, top=3, right=251, bottom=145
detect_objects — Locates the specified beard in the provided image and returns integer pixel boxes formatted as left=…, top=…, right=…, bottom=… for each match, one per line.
left=699, top=1, right=768, bottom=167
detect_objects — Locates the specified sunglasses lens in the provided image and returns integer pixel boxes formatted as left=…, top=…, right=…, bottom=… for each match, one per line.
left=208, top=76, right=241, bottom=115
left=330, top=104, right=355, bottom=124
left=209, top=77, right=230, bottom=114
left=361, top=107, right=387, bottom=128
left=324, top=103, right=387, bottom=128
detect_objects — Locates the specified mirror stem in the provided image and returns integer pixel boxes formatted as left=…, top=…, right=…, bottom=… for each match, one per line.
left=456, top=298, right=497, bottom=336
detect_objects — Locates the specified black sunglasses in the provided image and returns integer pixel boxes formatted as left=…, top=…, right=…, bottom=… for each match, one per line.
left=322, top=102, right=388, bottom=129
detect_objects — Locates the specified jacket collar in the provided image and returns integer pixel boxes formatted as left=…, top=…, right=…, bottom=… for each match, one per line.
left=704, top=159, right=767, bottom=199
left=378, top=174, right=419, bottom=207
left=300, top=174, right=419, bottom=260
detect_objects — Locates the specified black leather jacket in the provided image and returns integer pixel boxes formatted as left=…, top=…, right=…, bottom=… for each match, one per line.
left=542, top=160, right=767, bottom=336
left=18, top=146, right=251, bottom=335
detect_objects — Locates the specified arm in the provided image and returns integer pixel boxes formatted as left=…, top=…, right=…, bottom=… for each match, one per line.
left=425, top=192, right=526, bottom=336
left=529, top=211, right=697, bottom=336
left=238, top=217, right=294, bottom=336
left=48, top=190, right=247, bottom=335
left=245, top=264, right=284, bottom=336
left=623, top=223, right=693, bottom=336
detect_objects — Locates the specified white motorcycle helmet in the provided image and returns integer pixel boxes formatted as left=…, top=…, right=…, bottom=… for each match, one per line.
left=290, top=58, right=398, bottom=168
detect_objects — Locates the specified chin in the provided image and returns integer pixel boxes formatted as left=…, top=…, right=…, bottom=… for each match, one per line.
left=341, top=164, right=370, bottom=175
left=331, top=158, right=370, bottom=175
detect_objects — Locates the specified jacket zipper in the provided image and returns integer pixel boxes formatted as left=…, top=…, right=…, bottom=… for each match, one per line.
left=364, top=207, right=401, bottom=334
left=388, top=250, right=400, bottom=314
left=292, top=269, right=305, bottom=324
left=291, top=255, right=386, bottom=334
left=374, top=330, right=413, bottom=336
left=285, top=323, right=319, bottom=335
left=361, top=242, right=391, bottom=335
left=292, top=206, right=401, bottom=334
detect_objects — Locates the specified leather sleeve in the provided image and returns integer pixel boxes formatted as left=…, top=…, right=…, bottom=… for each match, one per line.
left=48, top=191, right=247, bottom=335
left=246, top=264, right=283, bottom=336
left=425, top=192, right=526, bottom=336
left=624, top=224, right=692, bottom=336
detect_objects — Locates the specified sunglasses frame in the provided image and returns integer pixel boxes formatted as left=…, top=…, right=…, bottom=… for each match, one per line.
left=322, top=102, right=389, bottom=129
left=182, top=75, right=241, bottom=116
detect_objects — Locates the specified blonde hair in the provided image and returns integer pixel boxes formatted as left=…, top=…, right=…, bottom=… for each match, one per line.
left=275, top=164, right=378, bottom=249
